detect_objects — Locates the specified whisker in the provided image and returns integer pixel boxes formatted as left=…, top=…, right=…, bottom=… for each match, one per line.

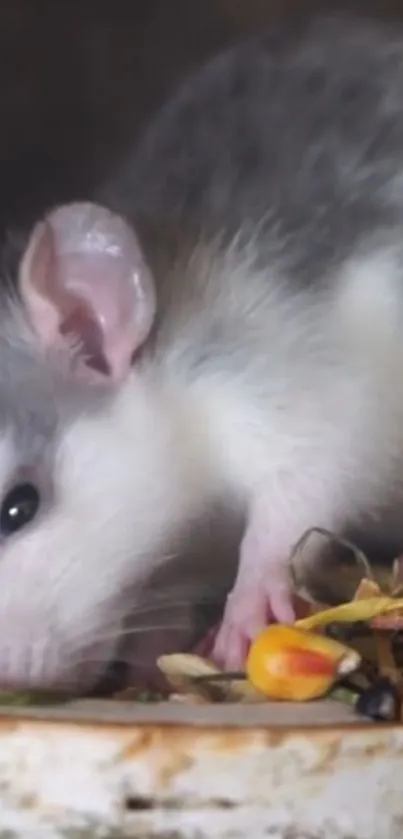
left=48, top=546, right=181, bottom=605
left=129, top=585, right=226, bottom=611
left=123, top=597, right=221, bottom=620
left=74, top=648, right=174, bottom=671
left=72, top=593, right=224, bottom=647
left=110, top=622, right=194, bottom=642
left=86, top=622, right=195, bottom=649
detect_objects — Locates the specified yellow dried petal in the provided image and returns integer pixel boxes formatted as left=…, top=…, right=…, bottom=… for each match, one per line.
left=157, top=653, right=220, bottom=681
left=246, top=624, right=360, bottom=701
left=157, top=654, right=221, bottom=697
left=295, top=597, right=403, bottom=631
left=353, top=578, right=383, bottom=600
left=156, top=653, right=263, bottom=703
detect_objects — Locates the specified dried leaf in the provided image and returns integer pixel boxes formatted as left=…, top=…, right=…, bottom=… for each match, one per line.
left=295, top=597, right=403, bottom=631
left=157, top=654, right=222, bottom=700
left=289, top=527, right=374, bottom=585
left=157, top=653, right=264, bottom=703
left=353, top=578, right=383, bottom=600
left=157, top=653, right=221, bottom=681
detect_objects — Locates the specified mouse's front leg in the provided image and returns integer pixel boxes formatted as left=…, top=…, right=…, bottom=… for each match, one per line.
left=212, top=495, right=328, bottom=671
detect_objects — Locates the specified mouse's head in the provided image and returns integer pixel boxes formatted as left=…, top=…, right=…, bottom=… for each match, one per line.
left=0, top=202, right=186, bottom=694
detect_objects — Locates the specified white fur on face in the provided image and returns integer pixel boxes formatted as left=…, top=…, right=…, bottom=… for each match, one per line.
left=0, top=371, right=215, bottom=692
left=0, top=240, right=402, bottom=690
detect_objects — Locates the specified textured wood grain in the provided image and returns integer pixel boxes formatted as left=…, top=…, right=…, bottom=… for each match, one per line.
left=0, top=699, right=401, bottom=838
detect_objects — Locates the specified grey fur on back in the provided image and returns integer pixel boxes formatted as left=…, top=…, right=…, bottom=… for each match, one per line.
left=95, top=11, right=403, bottom=405
left=3, top=10, right=403, bottom=512
left=104, top=13, right=403, bottom=291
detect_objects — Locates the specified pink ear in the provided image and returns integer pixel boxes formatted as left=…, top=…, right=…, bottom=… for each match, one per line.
left=19, top=202, right=156, bottom=381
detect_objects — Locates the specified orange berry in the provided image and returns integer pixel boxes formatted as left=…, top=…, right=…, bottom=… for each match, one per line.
left=246, top=624, right=361, bottom=701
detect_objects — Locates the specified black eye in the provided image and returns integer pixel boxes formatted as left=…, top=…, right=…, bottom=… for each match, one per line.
left=0, top=483, right=41, bottom=536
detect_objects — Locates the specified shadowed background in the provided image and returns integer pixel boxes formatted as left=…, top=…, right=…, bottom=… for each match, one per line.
left=2, top=0, right=403, bottom=234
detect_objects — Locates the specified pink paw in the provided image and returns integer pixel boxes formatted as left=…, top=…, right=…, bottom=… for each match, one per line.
left=211, top=580, right=295, bottom=671
left=192, top=625, right=220, bottom=659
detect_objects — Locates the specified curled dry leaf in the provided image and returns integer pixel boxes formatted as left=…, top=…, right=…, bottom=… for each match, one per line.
left=289, top=526, right=374, bottom=607
left=291, top=527, right=373, bottom=581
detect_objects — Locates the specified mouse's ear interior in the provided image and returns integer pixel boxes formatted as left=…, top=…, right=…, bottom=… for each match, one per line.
left=18, top=202, right=156, bottom=381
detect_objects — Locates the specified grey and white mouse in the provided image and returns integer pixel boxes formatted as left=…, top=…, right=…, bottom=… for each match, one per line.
left=0, top=11, right=403, bottom=690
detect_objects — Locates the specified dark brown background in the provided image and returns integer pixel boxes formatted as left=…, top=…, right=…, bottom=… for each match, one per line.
left=2, top=0, right=403, bottom=234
